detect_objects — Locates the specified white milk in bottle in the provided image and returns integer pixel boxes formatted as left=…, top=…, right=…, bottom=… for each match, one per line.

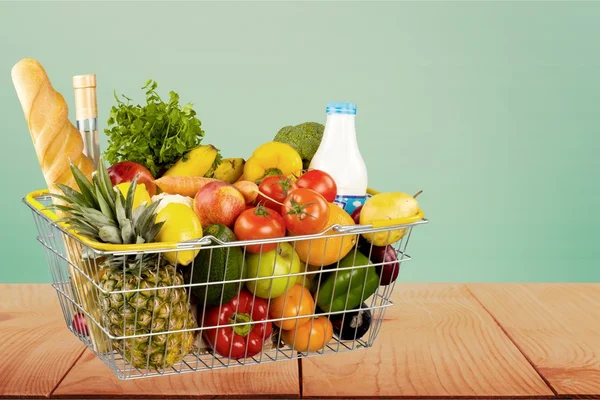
left=309, top=102, right=368, bottom=214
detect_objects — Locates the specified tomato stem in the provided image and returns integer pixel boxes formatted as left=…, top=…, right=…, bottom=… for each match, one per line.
left=254, top=203, right=275, bottom=217
left=285, top=197, right=317, bottom=220
left=257, top=168, right=284, bottom=185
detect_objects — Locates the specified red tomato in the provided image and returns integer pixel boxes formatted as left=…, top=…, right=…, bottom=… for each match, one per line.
left=256, top=175, right=297, bottom=213
left=234, top=205, right=286, bottom=253
left=281, top=188, right=330, bottom=235
left=295, top=170, right=337, bottom=203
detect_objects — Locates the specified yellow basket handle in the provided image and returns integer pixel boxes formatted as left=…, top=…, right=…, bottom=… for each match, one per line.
left=25, top=187, right=426, bottom=252
left=24, top=189, right=180, bottom=252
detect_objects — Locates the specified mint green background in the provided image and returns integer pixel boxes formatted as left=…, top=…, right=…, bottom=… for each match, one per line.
left=1, top=1, right=598, bottom=283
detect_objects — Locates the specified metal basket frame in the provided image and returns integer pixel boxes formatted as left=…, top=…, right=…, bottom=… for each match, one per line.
left=24, top=192, right=428, bottom=380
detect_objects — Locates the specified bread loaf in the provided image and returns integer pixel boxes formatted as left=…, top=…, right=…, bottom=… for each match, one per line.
left=12, top=59, right=110, bottom=354
left=11, top=58, right=94, bottom=194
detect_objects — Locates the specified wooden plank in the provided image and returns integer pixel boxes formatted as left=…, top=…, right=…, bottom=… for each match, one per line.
left=300, top=283, right=555, bottom=398
left=0, top=284, right=85, bottom=398
left=468, top=283, right=600, bottom=397
left=53, top=349, right=300, bottom=398
left=0, top=283, right=64, bottom=313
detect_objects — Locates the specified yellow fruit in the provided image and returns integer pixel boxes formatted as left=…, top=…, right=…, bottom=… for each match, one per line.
left=293, top=203, right=357, bottom=267
left=212, top=158, right=245, bottom=183
left=360, top=192, right=419, bottom=246
left=155, top=203, right=203, bottom=266
left=163, top=145, right=219, bottom=177
left=115, top=182, right=151, bottom=210
left=243, top=142, right=303, bottom=183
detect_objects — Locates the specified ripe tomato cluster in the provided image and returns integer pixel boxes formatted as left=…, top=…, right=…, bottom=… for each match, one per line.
left=233, top=169, right=337, bottom=251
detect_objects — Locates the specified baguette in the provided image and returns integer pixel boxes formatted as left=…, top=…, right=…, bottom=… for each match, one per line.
left=11, top=58, right=109, bottom=354
left=11, top=58, right=94, bottom=194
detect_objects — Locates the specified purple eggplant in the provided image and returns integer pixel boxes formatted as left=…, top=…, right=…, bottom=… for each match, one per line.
left=330, top=302, right=372, bottom=340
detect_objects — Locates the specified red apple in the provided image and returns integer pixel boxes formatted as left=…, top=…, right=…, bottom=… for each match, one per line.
left=107, top=161, right=157, bottom=197
left=72, top=313, right=89, bottom=336
left=194, top=181, right=246, bottom=228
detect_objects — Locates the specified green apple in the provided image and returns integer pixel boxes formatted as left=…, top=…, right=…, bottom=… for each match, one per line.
left=245, top=242, right=301, bottom=299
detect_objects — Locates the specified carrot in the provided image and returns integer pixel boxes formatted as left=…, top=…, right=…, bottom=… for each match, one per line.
left=154, top=176, right=219, bottom=197
left=234, top=180, right=259, bottom=204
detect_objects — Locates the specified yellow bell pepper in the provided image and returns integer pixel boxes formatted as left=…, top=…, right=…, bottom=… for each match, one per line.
left=244, top=142, right=303, bottom=183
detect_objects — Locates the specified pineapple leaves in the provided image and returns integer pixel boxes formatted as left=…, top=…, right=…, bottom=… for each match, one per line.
left=93, top=177, right=116, bottom=222
left=114, top=189, right=135, bottom=243
left=69, top=161, right=99, bottom=210
left=131, top=203, right=146, bottom=228
left=124, top=174, right=138, bottom=220
left=115, top=190, right=127, bottom=224
left=96, top=158, right=116, bottom=210
left=46, top=156, right=166, bottom=249
left=71, top=224, right=101, bottom=239
left=79, top=207, right=118, bottom=227
left=56, top=183, right=90, bottom=208
left=99, top=226, right=123, bottom=244
left=120, top=219, right=136, bottom=244
left=137, top=200, right=164, bottom=243
left=144, top=221, right=165, bottom=244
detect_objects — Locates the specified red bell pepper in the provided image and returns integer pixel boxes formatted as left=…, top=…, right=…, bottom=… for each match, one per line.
left=202, top=289, right=273, bottom=359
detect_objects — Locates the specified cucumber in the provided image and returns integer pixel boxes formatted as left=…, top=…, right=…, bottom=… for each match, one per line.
left=190, top=224, right=244, bottom=306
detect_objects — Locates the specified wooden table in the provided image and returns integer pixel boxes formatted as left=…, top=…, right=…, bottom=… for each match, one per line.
left=1, top=283, right=598, bottom=398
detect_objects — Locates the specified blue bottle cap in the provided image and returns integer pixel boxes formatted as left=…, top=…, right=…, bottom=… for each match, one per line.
left=326, top=102, right=357, bottom=115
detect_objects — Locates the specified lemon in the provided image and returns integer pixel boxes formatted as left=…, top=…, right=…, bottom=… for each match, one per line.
left=360, top=192, right=419, bottom=246
left=115, top=182, right=152, bottom=210
left=155, top=203, right=203, bottom=266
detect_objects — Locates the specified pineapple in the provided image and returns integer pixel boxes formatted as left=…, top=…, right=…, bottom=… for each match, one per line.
left=52, top=157, right=197, bottom=371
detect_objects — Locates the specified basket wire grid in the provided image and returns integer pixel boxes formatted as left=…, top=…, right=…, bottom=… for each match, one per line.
left=25, top=193, right=427, bottom=380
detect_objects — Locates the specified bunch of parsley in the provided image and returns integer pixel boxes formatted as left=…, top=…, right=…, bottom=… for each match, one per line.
left=104, top=80, right=207, bottom=177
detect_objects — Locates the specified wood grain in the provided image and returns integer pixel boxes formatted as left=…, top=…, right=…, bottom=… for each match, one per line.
left=53, top=349, right=300, bottom=398
left=0, top=284, right=85, bottom=398
left=300, top=283, right=555, bottom=398
left=468, top=283, right=600, bottom=397
left=0, top=283, right=63, bottom=313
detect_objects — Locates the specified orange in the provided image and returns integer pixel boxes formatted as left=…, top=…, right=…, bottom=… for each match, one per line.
left=292, top=203, right=357, bottom=267
left=281, top=316, right=333, bottom=352
left=269, top=284, right=315, bottom=331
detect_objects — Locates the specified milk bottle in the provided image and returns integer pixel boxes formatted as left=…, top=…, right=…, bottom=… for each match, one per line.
left=309, top=102, right=368, bottom=214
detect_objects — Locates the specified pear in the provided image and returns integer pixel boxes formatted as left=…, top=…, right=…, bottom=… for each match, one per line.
left=359, top=191, right=421, bottom=246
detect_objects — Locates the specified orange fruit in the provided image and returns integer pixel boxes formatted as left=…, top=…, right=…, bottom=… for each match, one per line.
left=281, top=316, right=333, bottom=352
left=292, top=203, right=357, bottom=267
left=269, top=284, right=315, bottom=331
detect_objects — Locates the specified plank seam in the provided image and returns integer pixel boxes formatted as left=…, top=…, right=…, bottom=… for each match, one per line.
left=48, top=346, right=86, bottom=398
left=298, top=357, right=304, bottom=398
left=464, top=285, right=559, bottom=398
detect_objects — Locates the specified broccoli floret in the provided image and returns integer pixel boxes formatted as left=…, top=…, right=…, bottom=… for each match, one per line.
left=273, top=122, right=324, bottom=170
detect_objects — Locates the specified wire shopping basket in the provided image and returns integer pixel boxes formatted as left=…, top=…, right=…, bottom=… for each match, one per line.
left=24, top=188, right=427, bottom=380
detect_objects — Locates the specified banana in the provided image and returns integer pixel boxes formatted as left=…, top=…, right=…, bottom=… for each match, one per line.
left=163, top=144, right=219, bottom=177
left=212, top=158, right=246, bottom=183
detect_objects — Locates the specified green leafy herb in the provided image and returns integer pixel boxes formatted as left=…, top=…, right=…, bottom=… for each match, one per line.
left=104, top=80, right=205, bottom=177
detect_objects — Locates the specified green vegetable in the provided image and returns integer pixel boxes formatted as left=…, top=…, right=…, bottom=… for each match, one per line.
left=315, top=252, right=380, bottom=313
left=190, top=224, right=244, bottom=306
left=273, top=122, right=324, bottom=170
left=104, top=80, right=205, bottom=177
